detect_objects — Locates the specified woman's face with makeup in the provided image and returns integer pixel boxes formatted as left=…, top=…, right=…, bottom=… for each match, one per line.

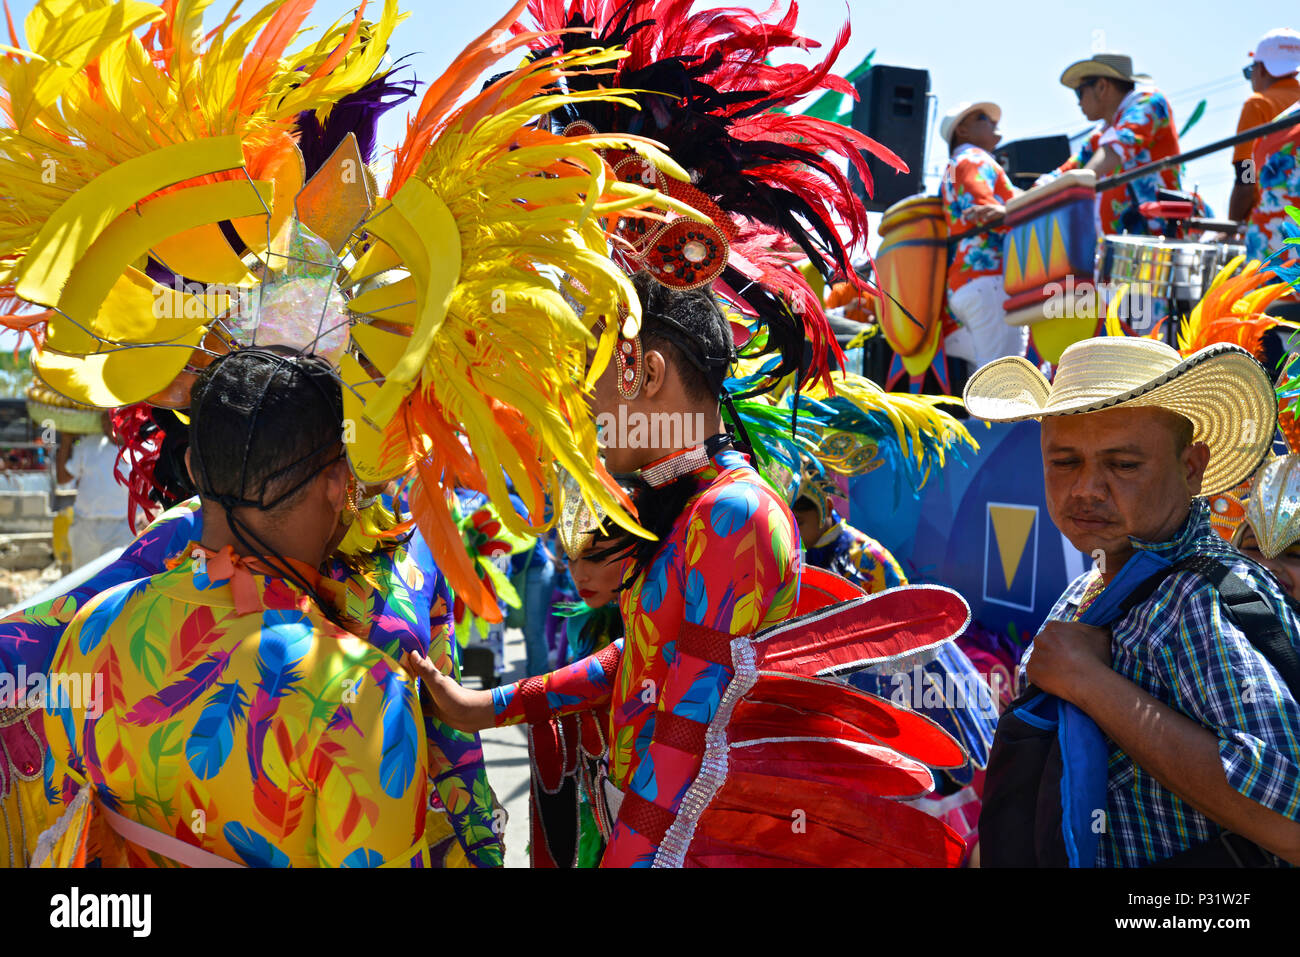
left=569, top=537, right=628, bottom=607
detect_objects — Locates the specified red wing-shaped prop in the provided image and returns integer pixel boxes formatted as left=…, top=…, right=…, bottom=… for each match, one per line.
left=684, top=774, right=965, bottom=867
left=735, top=673, right=969, bottom=769
left=726, top=736, right=934, bottom=800
left=752, top=584, right=970, bottom=678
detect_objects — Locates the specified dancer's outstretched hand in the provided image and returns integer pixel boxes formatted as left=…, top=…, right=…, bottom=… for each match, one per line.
left=403, top=649, right=496, bottom=732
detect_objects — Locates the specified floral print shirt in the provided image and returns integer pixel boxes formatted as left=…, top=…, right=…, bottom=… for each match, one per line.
left=1058, top=88, right=1183, bottom=236
left=940, top=144, right=1016, bottom=293
left=1247, top=109, right=1300, bottom=262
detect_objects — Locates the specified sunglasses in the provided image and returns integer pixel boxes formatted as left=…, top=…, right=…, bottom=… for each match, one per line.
left=1242, top=63, right=1256, bottom=81
left=1075, top=78, right=1100, bottom=102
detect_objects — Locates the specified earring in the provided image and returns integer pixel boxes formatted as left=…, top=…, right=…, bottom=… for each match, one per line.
left=616, top=335, right=644, bottom=400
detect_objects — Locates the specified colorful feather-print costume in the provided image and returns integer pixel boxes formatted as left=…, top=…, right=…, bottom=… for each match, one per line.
left=1, top=499, right=501, bottom=867
left=43, top=546, right=429, bottom=868
left=494, top=445, right=971, bottom=866
left=494, top=445, right=800, bottom=865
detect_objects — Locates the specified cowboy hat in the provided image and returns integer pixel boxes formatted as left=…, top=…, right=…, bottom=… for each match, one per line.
left=939, top=101, right=1002, bottom=146
left=1059, top=53, right=1152, bottom=90
left=962, top=337, right=1276, bottom=496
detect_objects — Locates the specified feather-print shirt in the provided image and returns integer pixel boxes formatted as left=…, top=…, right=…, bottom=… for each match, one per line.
left=44, top=550, right=430, bottom=867
left=2, top=498, right=501, bottom=868
left=491, top=445, right=801, bottom=866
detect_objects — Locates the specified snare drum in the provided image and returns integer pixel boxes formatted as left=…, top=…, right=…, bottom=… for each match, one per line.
left=1096, top=236, right=1227, bottom=304
left=1095, top=237, right=1248, bottom=335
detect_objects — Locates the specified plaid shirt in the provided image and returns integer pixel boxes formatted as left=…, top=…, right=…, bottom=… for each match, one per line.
left=1043, top=498, right=1300, bottom=867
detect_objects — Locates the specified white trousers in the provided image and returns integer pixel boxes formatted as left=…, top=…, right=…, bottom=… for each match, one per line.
left=944, top=275, right=1029, bottom=369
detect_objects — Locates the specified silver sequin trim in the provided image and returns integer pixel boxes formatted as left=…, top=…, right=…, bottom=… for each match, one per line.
left=652, top=635, right=757, bottom=868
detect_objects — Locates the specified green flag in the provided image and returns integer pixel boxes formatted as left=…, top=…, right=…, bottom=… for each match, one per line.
left=797, top=50, right=874, bottom=123
left=1178, top=99, right=1206, bottom=139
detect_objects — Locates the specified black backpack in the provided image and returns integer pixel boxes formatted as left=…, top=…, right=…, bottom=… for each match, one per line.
left=980, top=554, right=1300, bottom=868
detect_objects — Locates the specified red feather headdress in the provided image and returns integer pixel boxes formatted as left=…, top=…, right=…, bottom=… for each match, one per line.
left=512, top=0, right=905, bottom=394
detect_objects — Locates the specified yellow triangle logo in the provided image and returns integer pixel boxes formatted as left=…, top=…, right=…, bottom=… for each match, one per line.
left=1022, top=224, right=1047, bottom=287
left=990, top=505, right=1036, bottom=589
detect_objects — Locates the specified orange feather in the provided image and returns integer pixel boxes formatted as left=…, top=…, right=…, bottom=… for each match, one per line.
left=305, top=0, right=367, bottom=84
left=388, top=0, right=532, bottom=194
left=234, top=0, right=316, bottom=117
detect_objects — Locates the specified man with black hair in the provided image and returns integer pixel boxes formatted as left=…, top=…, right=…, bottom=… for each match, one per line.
left=1050, top=53, right=1185, bottom=236
left=42, top=350, right=432, bottom=867
left=409, top=273, right=803, bottom=867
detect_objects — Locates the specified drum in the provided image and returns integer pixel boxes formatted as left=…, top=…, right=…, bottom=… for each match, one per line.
left=1095, top=237, right=1247, bottom=334
left=876, top=194, right=946, bottom=375
left=1001, top=169, right=1099, bottom=324
left=1096, top=236, right=1232, bottom=302
left=1001, top=169, right=1100, bottom=362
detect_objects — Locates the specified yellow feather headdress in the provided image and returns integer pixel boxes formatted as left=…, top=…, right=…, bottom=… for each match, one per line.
left=0, top=0, right=702, bottom=618
left=0, top=0, right=403, bottom=403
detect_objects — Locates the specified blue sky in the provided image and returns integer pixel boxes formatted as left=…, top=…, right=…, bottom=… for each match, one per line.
left=1, top=0, right=1286, bottom=351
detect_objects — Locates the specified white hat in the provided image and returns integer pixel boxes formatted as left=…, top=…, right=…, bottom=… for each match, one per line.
left=962, top=338, right=1277, bottom=496
left=939, top=101, right=1001, bottom=146
left=1252, top=28, right=1300, bottom=76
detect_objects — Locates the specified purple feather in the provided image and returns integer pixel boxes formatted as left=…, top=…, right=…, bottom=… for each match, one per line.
left=295, top=63, right=419, bottom=176
left=121, top=650, right=233, bottom=726
left=327, top=704, right=363, bottom=737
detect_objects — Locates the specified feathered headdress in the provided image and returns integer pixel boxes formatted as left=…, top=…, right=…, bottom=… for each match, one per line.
left=719, top=339, right=977, bottom=523
left=0, top=0, right=405, bottom=399
left=509, top=0, right=905, bottom=396
left=1241, top=453, right=1300, bottom=559
left=0, top=0, right=702, bottom=618
left=781, top=373, right=976, bottom=524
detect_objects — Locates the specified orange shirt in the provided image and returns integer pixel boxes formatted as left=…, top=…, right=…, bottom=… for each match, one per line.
left=1234, top=76, right=1300, bottom=164
left=823, top=281, right=875, bottom=323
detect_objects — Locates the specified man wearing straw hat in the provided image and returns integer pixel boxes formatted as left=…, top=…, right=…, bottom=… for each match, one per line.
left=938, top=101, right=1028, bottom=368
left=1048, top=53, right=1185, bottom=237
left=965, top=337, right=1300, bottom=866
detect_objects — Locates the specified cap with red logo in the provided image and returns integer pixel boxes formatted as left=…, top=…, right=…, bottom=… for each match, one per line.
left=1251, top=28, right=1300, bottom=76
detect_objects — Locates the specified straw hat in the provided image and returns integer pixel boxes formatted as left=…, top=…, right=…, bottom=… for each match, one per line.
left=962, top=338, right=1277, bottom=496
left=1059, top=53, right=1152, bottom=90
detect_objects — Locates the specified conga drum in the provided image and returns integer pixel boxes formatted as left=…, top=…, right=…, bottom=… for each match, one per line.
left=1002, top=169, right=1100, bottom=362
left=876, top=194, right=947, bottom=376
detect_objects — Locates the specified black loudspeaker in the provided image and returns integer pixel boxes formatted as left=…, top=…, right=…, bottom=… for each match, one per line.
left=849, top=65, right=931, bottom=212
left=994, top=135, right=1071, bottom=191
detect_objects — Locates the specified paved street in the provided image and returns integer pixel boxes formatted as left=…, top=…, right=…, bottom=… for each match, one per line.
left=472, top=627, right=534, bottom=868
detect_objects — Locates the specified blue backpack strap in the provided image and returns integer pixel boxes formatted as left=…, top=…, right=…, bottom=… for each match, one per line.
left=1055, top=551, right=1176, bottom=867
